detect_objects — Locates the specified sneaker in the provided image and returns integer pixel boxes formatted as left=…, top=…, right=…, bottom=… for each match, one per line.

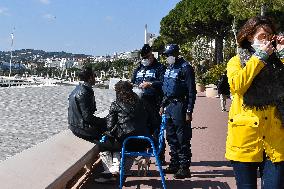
left=163, top=166, right=179, bottom=174
left=109, top=152, right=120, bottom=175
left=174, top=168, right=191, bottom=179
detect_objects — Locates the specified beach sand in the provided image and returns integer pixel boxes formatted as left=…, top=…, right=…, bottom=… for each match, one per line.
left=0, top=86, right=115, bottom=161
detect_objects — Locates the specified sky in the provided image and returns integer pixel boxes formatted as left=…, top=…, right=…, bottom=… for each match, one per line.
left=0, top=0, right=180, bottom=56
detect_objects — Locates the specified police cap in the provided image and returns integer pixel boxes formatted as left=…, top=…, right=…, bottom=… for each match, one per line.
left=140, top=44, right=152, bottom=58
left=163, top=44, right=179, bottom=56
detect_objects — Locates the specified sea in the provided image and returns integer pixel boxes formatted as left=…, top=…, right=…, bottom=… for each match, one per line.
left=0, top=85, right=115, bottom=161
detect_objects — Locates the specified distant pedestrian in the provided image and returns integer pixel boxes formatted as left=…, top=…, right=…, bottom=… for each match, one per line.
left=217, top=71, right=230, bottom=112
left=160, top=44, right=196, bottom=179
left=68, top=67, right=106, bottom=143
left=226, top=16, right=284, bottom=188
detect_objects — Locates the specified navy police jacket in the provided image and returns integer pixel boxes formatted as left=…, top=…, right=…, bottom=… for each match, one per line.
left=162, top=57, right=197, bottom=113
left=131, top=58, right=166, bottom=97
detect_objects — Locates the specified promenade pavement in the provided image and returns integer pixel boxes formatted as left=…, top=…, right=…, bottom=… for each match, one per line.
left=79, top=93, right=249, bottom=189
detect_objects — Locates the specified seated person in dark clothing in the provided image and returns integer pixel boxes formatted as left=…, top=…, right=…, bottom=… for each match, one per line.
left=68, top=67, right=106, bottom=143
left=96, top=80, right=154, bottom=182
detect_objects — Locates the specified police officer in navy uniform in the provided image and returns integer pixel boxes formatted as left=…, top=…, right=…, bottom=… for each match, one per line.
left=160, top=44, right=196, bottom=179
left=131, top=44, right=166, bottom=163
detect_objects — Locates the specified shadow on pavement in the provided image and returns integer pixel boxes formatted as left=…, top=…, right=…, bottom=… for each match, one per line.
left=196, top=95, right=206, bottom=97
left=191, top=161, right=231, bottom=167
left=192, top=169, right=235, bottom=178
left=125, top=179, right=231, bottom=189
left=190, top=161, right=234, bottom=178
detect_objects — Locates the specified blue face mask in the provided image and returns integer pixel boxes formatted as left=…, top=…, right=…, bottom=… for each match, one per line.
left=166, top=56, right=175, bottom=64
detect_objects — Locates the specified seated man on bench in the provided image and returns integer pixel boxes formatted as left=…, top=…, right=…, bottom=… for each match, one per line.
left=68, top=67, right=106, bottom=143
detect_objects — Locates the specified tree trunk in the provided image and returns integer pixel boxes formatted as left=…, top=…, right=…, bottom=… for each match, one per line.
left=261, top=4, right=268, bottom=16
left=215, top=35, right=223, bottom=64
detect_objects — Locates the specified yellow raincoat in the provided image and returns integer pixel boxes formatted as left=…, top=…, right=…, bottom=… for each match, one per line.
left=225, top=55, right=284, bottom=162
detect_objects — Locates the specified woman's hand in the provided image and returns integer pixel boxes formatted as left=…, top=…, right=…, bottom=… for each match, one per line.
left=159, top=107, right=164, bottom=116
left=259, top=41, right=274, bottom=55
left=186, top=112, right=192, bottom=124
left=139, top=81, right=152, bottom=89
left=276, top=35, right=284, bottom=52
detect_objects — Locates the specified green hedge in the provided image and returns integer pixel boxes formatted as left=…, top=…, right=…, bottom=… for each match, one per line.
left=203, top=62, right=227, bottom=85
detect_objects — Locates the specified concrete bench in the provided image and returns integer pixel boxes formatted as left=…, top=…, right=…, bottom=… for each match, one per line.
left=0, top=110, right=109, bottom=189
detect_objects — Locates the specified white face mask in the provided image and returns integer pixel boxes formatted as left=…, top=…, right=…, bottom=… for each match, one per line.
left=166, top=56, right=176, bottom=64
left=251, top=39, right=267, bottom=50
left=141, top=59, right=150, bottom=66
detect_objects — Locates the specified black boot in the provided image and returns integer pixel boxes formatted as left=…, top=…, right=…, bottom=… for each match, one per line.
left=159, top=158, right=166, bottom=166
left=173, top=168, right=191, bottom=179
left=159, top=154, right=166, bottom=166
left=164, top=165, right=179, bottom=174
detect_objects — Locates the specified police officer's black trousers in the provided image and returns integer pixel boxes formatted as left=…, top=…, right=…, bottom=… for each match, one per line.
left=165, top=101, right=192, bottom=169
left=142, top=95, right=166, bottom=160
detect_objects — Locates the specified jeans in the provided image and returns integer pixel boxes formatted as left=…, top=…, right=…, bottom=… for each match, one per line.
left=231, top=159, right=284, bottom=189
left=220, top=94, right=228, bottom=111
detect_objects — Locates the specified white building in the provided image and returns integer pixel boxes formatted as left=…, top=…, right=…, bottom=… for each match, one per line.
left=44, top=58, right=60, bottom=68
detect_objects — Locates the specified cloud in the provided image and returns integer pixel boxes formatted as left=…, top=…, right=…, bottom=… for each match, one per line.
left=43, top=13, right=56, bottom=21
left=0, top=7, right=10, bottom=16
left=39, top=0, right=50, bottom=5
left=105, top=16, right=113, bottom=22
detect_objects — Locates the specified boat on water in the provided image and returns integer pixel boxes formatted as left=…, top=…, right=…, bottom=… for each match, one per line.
left=0, top=76, right=37, bottom=87
left=0, top=76, right=82, bottom=88
left=0, top=76, right=63, bottom=87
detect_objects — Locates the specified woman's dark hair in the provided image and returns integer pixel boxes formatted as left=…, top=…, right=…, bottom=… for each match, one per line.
left=237, top=16, right=276, bottom=49
left=78, top=67, right=95, bottom=82
left=115, top=80, right=138, bottom=105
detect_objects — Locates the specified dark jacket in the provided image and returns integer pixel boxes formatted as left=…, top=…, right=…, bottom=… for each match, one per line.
left=68, top=82, right=100, bottom=136
left=217, top=74, right=230, bottom=95
left=131, top=58, right=166, bottom=97
left=106, top=98, right=155, bottom=143
left=162, top=57, right=197, bottom=113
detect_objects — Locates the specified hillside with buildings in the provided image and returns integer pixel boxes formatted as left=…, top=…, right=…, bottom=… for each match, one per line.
left=0, top=49, right=140, bottom=78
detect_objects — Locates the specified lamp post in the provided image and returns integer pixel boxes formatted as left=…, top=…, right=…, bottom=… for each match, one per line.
left=144, top=24, right=148, bottom=44
left=9, top=32, right=14, bottom=77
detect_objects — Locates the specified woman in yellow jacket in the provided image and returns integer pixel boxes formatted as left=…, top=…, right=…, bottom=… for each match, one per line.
left=226, top=16, right=284, bottom=189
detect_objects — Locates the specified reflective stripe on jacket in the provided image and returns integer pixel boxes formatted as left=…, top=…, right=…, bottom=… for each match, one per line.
left=225, top=55, right=284, bottom=162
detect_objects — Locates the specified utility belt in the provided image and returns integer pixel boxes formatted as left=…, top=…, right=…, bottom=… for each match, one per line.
left=163, top=96, right=186, bottom=107
left=167, top=96, right=186, bottom=102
